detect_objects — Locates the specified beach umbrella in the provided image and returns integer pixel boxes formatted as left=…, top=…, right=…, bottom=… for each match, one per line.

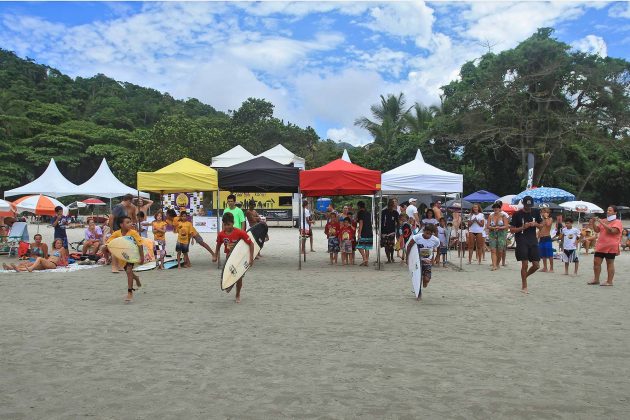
left=0, top=198, right=15, bottom=213
left=498, top=194, right=516, bottom=204
left=512, top=187, right=575, bottom=205
left=13, top=194, right=68, bottom=216
left=559, top=201, right=604, bottom=214
left=445, top=199, right=472, bottom=210
left=483, top=202, right=520, bottom=215
left=616, top=205, right=630, bottom=213
left=536, top=202, right=563, bottom=212
left=68, top=201, right=88, bottom=210
left=463, top=190, right=500, bottom=203
left=82, top=198, right=107, bottom=206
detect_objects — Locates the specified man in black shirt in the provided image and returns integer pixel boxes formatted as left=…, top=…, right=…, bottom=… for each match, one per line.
left=509, top=196, right=543, bottom=294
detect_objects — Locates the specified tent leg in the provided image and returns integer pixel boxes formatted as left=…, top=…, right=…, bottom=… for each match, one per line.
left=376, top=192, right=381, bottom=270
left=459, top=194, right=463, bottom=270
left=298, top=190, right=302, bottom=270
left=217, top=187, right=221, bottom=269
left=302, top=197, right=306, bottom=263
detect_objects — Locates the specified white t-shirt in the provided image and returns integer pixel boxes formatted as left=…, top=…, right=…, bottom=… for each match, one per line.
left=422, top=218, right=438, bottom=226
left=302, top=208, right=311, bottom=232
left=437, top=226, right=447, bottom=246
left=412, top=233, right=441, bottom=259
left=469, top=213, right=485, bottom=234
left=459, top=228, right=468, bottom=241
left=406, top=204, right=418, bottom=220
left=561, top=227, right=581, bottom=250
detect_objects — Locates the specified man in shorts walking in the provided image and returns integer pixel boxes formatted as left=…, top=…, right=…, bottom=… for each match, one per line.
left=509, top=196, right=543, bottom=294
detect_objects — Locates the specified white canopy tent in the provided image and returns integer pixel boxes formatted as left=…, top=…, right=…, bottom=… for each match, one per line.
left=4, top=158, right=79, bottom=198
left=211, top=145, right=255, bottom=168
left=381, top=150, right=463, bottom=194
left=257, top=144, right=305, bottom=169
left=341, top=149, right=351, bottom=162
left=74, top=158, right=149, bottom=199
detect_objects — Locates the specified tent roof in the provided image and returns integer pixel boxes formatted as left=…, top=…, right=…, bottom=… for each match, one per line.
left=218, top=156, right=300, bottom=192
left=300, top=159, right=381, bottom=197
left=341, top=149, right=351, bottom=162
left=4, top=158, right=79, bottom=198
left=75, top=159, right=149, bottom=198
left=137, top=158, right=218, bottom=193
left=211, top=145, right=254, bottom=167
left=381, top=149, right=463, bottom=194
left=257, top=144, right=305, bottom=169
left=463, top=189, right=500, bottom=202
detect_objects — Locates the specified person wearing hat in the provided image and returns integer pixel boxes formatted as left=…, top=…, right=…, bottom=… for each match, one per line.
left=509, top=195, right=543, bottom=294
left=406, top=198, right=420, bottom=227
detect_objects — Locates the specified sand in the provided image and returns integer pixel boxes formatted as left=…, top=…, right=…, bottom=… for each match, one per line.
left=1, top=224, right=629, bottom=419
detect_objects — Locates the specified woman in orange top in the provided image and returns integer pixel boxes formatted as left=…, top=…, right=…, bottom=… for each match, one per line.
left=588, top=205, right=623, bottom=286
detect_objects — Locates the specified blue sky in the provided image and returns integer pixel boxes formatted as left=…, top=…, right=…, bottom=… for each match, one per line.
left=1, top=1, right=629, bottom=145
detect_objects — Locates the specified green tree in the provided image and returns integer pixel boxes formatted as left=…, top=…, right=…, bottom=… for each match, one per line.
left=355, top=93, right=410, bottom=145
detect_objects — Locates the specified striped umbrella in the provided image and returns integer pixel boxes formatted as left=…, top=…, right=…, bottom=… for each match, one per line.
left=0, top=198, right=16, bottom=218
left=13, top=194, right=68, bottom=216
left=511, top=187, right=575, bottom=205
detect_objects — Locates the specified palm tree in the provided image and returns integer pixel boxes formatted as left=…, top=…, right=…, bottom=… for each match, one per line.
left=404, top=103, right=435, bottom=134
left=355, top=93, right=410, bottom=145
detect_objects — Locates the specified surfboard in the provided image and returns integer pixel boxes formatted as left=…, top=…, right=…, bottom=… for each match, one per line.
left=107, top=236, right=141, bottom=263
left=163, top=259, right=182, bottom=269
left=133, top=257, right=177, bottom=272
left=408, top=245, right=422, bottom=299
left=221, top=223, right=268, bottom=291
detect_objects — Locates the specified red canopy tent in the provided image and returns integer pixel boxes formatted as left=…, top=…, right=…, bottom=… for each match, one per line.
left=299, top=159, right=381, bottom=196
left=299, top=159, right=382, bottom=269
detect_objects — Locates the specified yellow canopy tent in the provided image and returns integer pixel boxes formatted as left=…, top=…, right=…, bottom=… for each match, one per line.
left=137, top=158, right=218, bottom=192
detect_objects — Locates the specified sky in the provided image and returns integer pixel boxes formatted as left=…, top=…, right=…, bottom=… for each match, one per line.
left=1, top=1, right=629, bottom=145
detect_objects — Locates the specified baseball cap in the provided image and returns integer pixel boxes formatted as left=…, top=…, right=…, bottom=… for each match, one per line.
left=523, top=196, right=534, bottom=206
left=409, top=198, right=417, bottom=204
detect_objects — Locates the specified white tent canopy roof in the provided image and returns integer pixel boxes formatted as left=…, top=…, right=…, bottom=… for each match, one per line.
left=211, top=145, right=255, bottom=167
left=75, top=159, right=149, bottom=198
left=4, top=158, right=79, bottom=198
left=341, top=149, right=351, bottom=162
left=381, top=149, right=463, bottom=194
left=257, top=144, right=305, bottom=169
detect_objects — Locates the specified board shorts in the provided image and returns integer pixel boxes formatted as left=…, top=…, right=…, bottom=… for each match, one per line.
left=562, top=249, right=579, bottom=263
left=154, top=239, right=166, bottom=258
left=594, top=252, right=616, bottom=260
left=488, top=230, right=507, bottom=250
left=515, top=240, right=540, bottom=262
left=327, top=237, right=340, bottom=253
left=175, top=242, right=189, bottom=254
left=439, top=246, right=447, bottom=256
left=421, top=261, right=432, bottom=279
left=341, top=239, right=353, bottom=253
left=539, top=236, right=554, bottom=258
left=381, top=232, right=396, bottom=249
left=357, top=236, right=373, bottom=250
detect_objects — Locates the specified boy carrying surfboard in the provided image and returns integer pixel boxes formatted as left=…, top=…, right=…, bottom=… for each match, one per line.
left=406, top=225, right=440, bottom=299
left=213, top=212, right=254, bottom=304
left=106, top=216, right=144, bottom=303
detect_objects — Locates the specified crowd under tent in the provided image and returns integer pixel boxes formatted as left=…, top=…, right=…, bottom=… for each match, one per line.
left=137, top=158, right=218, bottom=194
left=211, top=145, right=255, bottom=168
left=75, top=159, right=149, bottom=199
left=257, top=144, right=305, bottom=169
left=4, top=158, right=79, bottom=199
left=218, top=156, right=300, bottom=193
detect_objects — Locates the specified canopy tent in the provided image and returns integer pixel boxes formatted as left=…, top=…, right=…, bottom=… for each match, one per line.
left=218, top=156, right=299, bottom=192
left=74, top=159, right=149, bottom=199
left=257, top=144, right=305, bottom=169
left=463, top=190, right=500, bottom=203
left=137, top=158, right=218, bottom=193
left=299, top=159, right=381, bottom=197
left=381, top=150, right=463, bottom=194
left=211, top=145, right=254, bottom=168
left=341, top=149, right=351, bottom=162
left=4, top=158, right=78, bottom=198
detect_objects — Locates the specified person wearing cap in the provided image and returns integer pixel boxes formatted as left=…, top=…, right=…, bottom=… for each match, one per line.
left=509, top=195, right=543, bottom=294
left=406, top=198, right=420, bottom=227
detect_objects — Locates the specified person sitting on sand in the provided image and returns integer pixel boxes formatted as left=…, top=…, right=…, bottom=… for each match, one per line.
left=5, top=238, right=68, bottom=272
left=406, top=225, right=441, bottom=300
left=213, top=212, right=254, bottom=304
left=28, top=233, right=48, bottom=259
left=581, top=225, right=597, bottom=254
left=83, top=218, right=103, bottom=255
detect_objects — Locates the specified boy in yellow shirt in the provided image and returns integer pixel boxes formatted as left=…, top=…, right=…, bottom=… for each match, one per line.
left=106, top=216, right=144, bottom=302
left=151, top=211, right=167, bottom=269
left=176, top=210, right=195, bottom=268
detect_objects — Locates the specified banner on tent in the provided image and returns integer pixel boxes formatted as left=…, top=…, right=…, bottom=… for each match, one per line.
left=210, top=191, right=292, bottom=210
left=193, top=216, right=220, bottom=233
left=261, top=209, right=292, bottom=221
left=162, top=192, right=204, bottom=215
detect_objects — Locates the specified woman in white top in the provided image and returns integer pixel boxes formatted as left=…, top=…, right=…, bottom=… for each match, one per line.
left=467, top=203, right=485, bottom=264
left=421, top=208, right=439, bottom=228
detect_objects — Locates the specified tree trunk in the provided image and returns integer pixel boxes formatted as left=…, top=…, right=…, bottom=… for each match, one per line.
left=576, top=154, right=605, bottom=197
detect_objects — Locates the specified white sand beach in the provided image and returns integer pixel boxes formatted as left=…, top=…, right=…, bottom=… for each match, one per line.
left=1, top=225, right=629, bottom=419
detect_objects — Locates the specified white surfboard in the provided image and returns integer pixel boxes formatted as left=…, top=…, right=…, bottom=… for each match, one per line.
left=107, top=236, right=142, bottom=264
left=408, top=245, right=422, bottom=299
left=133, top=257, right=177, bottom=272
left=221, top=224, right=268, bottom=291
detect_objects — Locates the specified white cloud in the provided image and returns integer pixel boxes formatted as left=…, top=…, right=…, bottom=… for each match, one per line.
left=608, top=2, right=630, bottom=19
left=363, top=1, right=435, bottom=48
left=327, top=127, right=371, bottom=145
left=572, top=34, right=608, bottom=57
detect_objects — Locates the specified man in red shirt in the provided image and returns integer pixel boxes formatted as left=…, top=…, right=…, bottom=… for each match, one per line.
left=213, top=212, right=254, bottom=303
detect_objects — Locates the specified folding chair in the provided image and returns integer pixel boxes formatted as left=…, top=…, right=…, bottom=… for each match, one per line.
left=0, top=222, right=29, bottom=256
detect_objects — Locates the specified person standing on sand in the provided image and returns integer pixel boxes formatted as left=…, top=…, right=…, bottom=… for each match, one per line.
left=406, top=225, right=441, bottom=300
left=223, top=194, right=246, bottom=231
left=110, top=194, right=137, bottom=231
left=588, top=205, right=623, bottom=287
left=105, top=216, right=144, bottom=303
left=509, top=196, right=542, bottom=294
left=538, top=207, right=554, bottom=272
left=467, top=203, right=485, bottom=265
left=406, top=198, right=420, bottom=228
left=133, top=197, right=154, bottom=217
left=356, top=201, right=373, bottom=266
left=380, top=199, right=399, bottom=263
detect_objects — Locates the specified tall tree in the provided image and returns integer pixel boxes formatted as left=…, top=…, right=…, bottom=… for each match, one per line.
left=355, top=93, right=410, bottom=145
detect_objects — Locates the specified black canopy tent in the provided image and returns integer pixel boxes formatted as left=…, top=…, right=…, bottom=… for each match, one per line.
left=218, top=156, right=300, bottom=192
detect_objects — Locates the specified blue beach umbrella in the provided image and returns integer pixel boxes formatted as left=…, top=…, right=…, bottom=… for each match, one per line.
left=511, top=187, right=575, bottom=205
left=463, top=190, right=500, bottom=203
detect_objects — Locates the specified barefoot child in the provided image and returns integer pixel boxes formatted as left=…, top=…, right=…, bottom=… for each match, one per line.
left=175, top=210, right=194, bottom=268
left=406, top=225, right=441, bottom=299
left=538, top=207, right=554, bottom=272
left=338, top=217, right=355, bottom=266
left=435, top=217, right=448, bottom=266
left=560, top=217, right=581, bottom=276
left=106, top=216, right=144, bottom=302
left=152, top=211, right=167, bottom=269
left=213, top=212, right=254, bottom=304
left=325, top=212, right=340, bottom=264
